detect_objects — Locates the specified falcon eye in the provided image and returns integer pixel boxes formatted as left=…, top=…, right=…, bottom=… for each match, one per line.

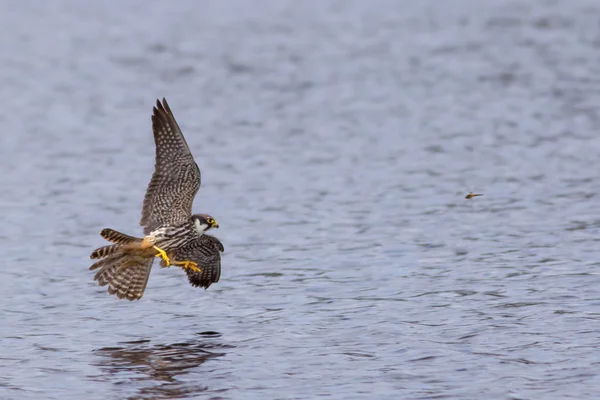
left=207, top=218, right=214, bottom=224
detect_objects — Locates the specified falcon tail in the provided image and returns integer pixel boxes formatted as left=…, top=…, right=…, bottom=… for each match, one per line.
left=89, top=228, right=151, bottom=301
left=89, top=252, right=153, bottom=301
left=100, top=228, right=139, bottom=244
left=90, top=228, right=143, bottom=259
left=90, top=244, right=122, bottom=259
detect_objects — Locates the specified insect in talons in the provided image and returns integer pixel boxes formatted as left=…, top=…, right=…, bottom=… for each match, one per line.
left=465, top=192, right=483, bottom=199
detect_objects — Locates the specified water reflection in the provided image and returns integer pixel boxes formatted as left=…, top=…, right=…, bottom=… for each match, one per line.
left=92, top=332, right=230, bottom=399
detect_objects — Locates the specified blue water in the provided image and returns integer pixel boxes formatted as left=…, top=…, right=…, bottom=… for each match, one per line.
left=1, top=0, right=600, bottom=399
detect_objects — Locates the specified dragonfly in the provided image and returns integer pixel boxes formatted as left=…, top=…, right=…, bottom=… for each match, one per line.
left=465, top=192, right=483, bottom=199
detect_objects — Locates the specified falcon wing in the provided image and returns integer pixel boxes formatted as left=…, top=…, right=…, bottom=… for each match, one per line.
left=172, top=235, right=224, bottom=289
left=140, top=98, right=201, bottom=234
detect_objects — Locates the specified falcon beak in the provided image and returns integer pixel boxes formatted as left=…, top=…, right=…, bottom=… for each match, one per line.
left=212, top=221, right=219, bottom=229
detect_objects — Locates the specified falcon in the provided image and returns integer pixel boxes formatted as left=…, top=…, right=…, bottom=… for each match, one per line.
left=89, top=98, right=224, bottom=300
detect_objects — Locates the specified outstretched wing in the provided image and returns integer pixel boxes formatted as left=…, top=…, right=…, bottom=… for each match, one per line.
left=172, top=235, right=224, bottom=289
left=140, top=98, right=201, bottom=234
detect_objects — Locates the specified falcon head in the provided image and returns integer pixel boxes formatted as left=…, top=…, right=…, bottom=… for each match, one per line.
left=192, top=214, right=219, bottom=233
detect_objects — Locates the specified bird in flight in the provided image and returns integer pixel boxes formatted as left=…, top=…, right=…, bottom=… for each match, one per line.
left=89, top=98, right=224, bottom=300
left=465, top=192, right=483, bottom=199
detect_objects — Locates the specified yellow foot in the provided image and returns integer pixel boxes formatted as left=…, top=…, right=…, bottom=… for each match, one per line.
left=153, top=246, right=171, bottom=266
left=172, top=260, right=202, bottom=273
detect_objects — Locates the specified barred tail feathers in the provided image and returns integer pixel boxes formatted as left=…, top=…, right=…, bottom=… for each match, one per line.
left=100, top=228, right=140, bottom=244
left=90, top=244, right=122, bottom=260
left=90, top=252, right=153, bottom=301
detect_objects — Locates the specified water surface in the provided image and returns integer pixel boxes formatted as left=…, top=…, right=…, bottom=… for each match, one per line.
left=1, top=0, right=600, bottom=399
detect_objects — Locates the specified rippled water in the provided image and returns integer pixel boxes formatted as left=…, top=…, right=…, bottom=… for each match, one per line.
left=2, top=0, right=600, bottom=399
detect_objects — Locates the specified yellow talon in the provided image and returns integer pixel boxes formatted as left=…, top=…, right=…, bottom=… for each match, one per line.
left=172, top=260, right=202, bottom=273
left=153, top=246, right=171, bottom=266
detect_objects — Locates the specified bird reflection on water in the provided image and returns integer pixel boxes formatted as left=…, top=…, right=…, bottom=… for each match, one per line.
left=92, top=332, right=231, bottom=399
